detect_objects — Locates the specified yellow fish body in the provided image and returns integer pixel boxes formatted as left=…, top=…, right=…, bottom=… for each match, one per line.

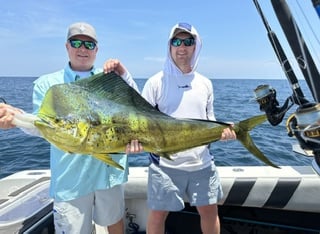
left=34, top=72, right=278, bottom=169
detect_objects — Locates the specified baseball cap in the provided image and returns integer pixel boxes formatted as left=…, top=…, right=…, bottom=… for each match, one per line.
left=172, top=22, right=196, bottom=38
left=67, top=22, right=97, bottom=42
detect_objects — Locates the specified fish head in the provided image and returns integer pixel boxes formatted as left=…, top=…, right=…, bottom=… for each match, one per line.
left=34, top=114, right=91, bottom=153
left=34, top=83, right=95, bottom=153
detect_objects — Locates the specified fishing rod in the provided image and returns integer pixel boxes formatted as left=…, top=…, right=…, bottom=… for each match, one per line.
left=253, top=0, right=320, bottom=168
left=271, top=0, right=320, bottom=103
left=252, top=0, right=309, bottom=126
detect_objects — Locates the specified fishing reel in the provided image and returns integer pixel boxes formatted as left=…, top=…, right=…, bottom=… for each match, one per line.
left=286, top=103, right=320, bottom=158
left=254, top=85, right=320, bottom=170
left=254, top=84, right=292, bottom=126
left=286, top=103, right=320, bottom=174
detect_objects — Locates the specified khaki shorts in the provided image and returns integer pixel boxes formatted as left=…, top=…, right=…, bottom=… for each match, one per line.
left=53, top=184, right=124, bottom=234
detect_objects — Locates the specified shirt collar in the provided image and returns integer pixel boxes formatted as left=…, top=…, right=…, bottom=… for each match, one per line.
left=65, top=62, right=97, bottom=81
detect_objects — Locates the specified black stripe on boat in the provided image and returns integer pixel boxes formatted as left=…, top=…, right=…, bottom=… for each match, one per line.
left=0, top=199, right=8, bottom=205
left=223, top=178, right=256, bottom=206
left=263, top=177, right=301, bottom=209
left=8, top=177, right=50, bottom=197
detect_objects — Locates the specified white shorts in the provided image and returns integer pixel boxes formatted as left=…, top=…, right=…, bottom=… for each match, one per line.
left=53, top=184, right=124, bottom=234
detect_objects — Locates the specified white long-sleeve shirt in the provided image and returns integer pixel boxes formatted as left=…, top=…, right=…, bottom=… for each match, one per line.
left=142, top=23, right=216, bottom=171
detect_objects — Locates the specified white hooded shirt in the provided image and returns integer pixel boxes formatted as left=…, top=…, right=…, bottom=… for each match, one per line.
left=142, top=23, right=216, bottom=171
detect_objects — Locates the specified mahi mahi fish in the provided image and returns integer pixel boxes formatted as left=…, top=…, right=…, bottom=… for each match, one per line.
left=14, top=72, right=278, bottom=169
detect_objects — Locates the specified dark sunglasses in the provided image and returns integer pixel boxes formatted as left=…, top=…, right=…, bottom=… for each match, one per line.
left=171, top=37, right=195, bottom=47
left=69, top=39, right=96, bottom=50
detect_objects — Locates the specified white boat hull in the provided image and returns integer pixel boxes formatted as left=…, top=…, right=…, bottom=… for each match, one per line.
left=0, top=166, right=319, bottom=233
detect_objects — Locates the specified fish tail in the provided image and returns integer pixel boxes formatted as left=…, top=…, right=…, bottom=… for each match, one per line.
left=237, top=114, right=280, bottom=168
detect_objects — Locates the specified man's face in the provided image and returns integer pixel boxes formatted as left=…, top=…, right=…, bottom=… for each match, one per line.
left=66, top=35, right=98, bottom=71
left=170, top=32, right=195, bottom=69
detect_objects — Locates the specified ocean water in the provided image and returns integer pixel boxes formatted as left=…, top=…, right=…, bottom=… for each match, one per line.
left=0, top=76, right=314, bottom=179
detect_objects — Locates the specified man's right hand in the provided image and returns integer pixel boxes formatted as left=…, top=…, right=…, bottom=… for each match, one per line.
left=0, top=103, right=23, bottom=129
left=126, top=139, right=143, bottom=154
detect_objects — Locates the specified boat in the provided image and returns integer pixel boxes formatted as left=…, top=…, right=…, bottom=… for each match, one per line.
left=1, top=1, right=320, bottom=234
left=1, top=165, right=320, bottom=234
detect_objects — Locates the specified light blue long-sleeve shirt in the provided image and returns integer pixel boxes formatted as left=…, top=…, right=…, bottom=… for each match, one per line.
left=32, top=64, right=136, bottom=202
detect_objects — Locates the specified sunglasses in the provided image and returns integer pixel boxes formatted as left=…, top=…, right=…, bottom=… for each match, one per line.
left=69, top=39, right=96, bottom=50
left=171, top=37, right=195, bottom=47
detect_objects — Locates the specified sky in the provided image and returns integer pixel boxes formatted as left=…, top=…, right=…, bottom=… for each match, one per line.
left=1, top=0, right=320, bottom=79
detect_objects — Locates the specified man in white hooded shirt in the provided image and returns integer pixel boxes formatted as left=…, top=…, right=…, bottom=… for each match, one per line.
left=142, top=23, right=236, bottom=234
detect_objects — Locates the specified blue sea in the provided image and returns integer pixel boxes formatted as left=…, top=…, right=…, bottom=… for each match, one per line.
left=0, top=77, right=314, bottom=179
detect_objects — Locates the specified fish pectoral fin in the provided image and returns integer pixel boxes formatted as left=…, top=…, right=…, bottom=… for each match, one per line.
left=92, top=154, right=124, bottom=170
left=158, top=153, right=173, bottom=161
left=77, top=122, right=91, bottom=143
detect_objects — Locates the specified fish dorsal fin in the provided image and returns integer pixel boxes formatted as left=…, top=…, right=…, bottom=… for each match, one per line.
left=74, top=72, right=164, bottom=115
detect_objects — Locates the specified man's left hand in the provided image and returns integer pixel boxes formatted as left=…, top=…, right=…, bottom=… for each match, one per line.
left=103, top=59, right=127, bottom=76
left=220, top=127, right=236, bottom=141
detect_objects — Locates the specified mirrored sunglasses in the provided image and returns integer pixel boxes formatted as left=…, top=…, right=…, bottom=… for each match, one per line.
left=69, top=39, right=96, bottom=50
left=171, top=38, right=195, bottom=47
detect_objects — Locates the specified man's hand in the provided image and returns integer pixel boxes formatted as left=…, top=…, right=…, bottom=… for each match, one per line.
left=126, top=139, right=143, bottom=154
left=220, top=126, right=236, bottom=141
left=103, top=59, right=127, bottom=76
left=0, top=103, right=23, bottom=129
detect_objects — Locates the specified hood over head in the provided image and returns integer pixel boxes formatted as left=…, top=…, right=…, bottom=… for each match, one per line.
left=164, top=22, right=202, bottom=76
